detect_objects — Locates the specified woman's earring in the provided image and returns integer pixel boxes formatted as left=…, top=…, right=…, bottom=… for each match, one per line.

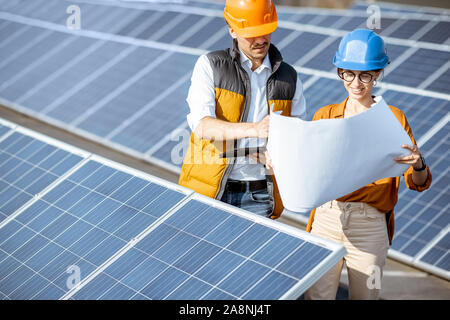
left=373, top=80, right=378, bottom=86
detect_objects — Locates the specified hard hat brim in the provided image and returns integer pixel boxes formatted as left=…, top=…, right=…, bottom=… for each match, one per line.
left=228, top=20, right=277, bottom=38
left=333, top=58, right=389, bottom=71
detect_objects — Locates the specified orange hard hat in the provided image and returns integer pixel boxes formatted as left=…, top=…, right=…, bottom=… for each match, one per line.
left=224, top=0, right=278, bottom=38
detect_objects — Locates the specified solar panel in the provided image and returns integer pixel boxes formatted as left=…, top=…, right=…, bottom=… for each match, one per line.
left=66, top=195, right=345, bottom=300
left=280, top=32, right=328, bottom=66
left=388, top=120, right=449, bottom=276
left=0, top=129, right=191, bottom=299
left=0, top=119, right=346, bottom=299
left=0, top=122, right=87, bottom=226
left=0, top=161, right=188, bottom=299
left=180, top=17, right=225, bottom=48
left=0, top=122, right=12, bottom=138
left=388, top=19, right=429, bottom=39
left=384, top=49, right=450, bottom=87
left=418, top=230, right=450, bottom=278
left=0, top=0, right=448, bottom=280
left=418, top=21, right=450, bottom=44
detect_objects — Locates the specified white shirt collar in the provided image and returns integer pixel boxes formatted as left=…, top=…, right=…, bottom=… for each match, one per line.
left=239, top=47, right=272, bottom=74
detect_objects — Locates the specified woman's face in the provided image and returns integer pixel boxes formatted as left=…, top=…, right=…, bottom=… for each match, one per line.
left=339, top=69, right=380, bottom=101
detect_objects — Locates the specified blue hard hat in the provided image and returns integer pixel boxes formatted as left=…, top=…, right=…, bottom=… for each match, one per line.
left=333, top=29, right=390, bottom=71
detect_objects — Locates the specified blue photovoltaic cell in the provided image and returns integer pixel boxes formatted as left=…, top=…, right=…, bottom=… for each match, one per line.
left=377, top=18, right=400, bottom=35
left=72, top=199, right=332, bottom=300
left=136, top=11, right=181, bottom=40
left=315, top=15, right=342, bottom=27
left=8, top=0, right=71, bottom=25
left=2, top=35, right=88, bottom=106
left=46, top=46, right=162, bottom=124
left=302, top=37, right=341, bottom=70
left=381, top=90, right=449, bottom=138
left=339, top=17, right=366, bottom=31
left=158, top=14, right=204, bottom=44
left=0, top=25, right=49, bottom=67
left=290, top=13, right=321, bottom=24
left=298, top=72, right=312, bottom=84
left=110, top=80, right=191, bottom=154
left=150, top=124, right=190, bottom=168
left=78, top=53, right=194, bottom=142
left=419, top=232, right=450, bottom=271
left=271, top=27, right=295, bottom=47
left=20, top=40, right=125, bottom=113
left=0, top=131, right=83, bottom=223
left=20, top=37, right=111, bottom=113
left=303, top=77, right=347, bottom=120
left=0, top=21, right=23, bottom=39
left=418, top=21, right=450, bottom=44
left=180, top=17, right=225, bottom=48
left=388, top=19, right=428, bottom=39
left=384, top=49, right=450, bottom=89
left=0, top=31, right=69, bottom=100
left=204, top=29, right=231, bottom=51
left=116, top=10, right=156, bottom=37
left=384, top=44, right=410, bottom=64
left=0, top=157, right=186, bottom=299
left=426, top=69, right=450, bottom=94
left=0, top=124, right=10, bottom=138
left=280, top=32, right=327, bottom=66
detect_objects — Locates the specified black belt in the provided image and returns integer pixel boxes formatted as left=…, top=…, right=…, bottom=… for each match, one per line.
left=225, top=179, right=267, bottom=193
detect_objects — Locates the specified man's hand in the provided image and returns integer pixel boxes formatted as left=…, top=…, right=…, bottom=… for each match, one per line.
left=253, top=115, right=270, bottom=138
left=194, top=115, right=270, bottom=141
left=247, top=150, right=274, bottom=174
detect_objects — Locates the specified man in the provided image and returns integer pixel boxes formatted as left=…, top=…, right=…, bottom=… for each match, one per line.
left=179, top=0, right=307, bottom=218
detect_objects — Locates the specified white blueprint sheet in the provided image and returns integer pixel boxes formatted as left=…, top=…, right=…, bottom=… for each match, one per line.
left=267, top=96, right=412, bottom=214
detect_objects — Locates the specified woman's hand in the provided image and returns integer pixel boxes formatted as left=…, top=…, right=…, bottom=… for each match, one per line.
left=395, top=144, right=428, bottom=186
left=394, top=144, right=423, bottom=169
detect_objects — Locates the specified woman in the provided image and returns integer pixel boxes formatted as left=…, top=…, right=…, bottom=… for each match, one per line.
left=265, top=29, right=432, bottom=300
left=305, top=29, right=432, bottom=300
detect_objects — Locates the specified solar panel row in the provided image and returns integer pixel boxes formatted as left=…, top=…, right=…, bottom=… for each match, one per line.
left=0, top=1, right=448, bottom=170
left=0, top=0, right=448, bottom=279
left=0, top=118, right=346, bottom=299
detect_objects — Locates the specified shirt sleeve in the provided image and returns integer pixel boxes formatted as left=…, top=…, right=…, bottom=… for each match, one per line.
left=404, top=165, right=432, bottom=192
left=186, top=54, right=216, bottom=132
left=290, top=76, right=307, bottom=120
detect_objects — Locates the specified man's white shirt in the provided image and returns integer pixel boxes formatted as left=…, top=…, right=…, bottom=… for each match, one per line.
left=186, top=48, right=307, bottom=181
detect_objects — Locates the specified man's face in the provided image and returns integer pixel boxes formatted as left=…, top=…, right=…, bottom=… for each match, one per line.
left=229, top=28, right=272, bottom=63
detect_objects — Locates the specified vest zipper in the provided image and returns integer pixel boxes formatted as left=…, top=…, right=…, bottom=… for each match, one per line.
left=215, top=61, right=252, bottom=200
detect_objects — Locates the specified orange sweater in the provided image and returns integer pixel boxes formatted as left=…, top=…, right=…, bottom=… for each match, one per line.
left=305, top=98, right=432, bottom=245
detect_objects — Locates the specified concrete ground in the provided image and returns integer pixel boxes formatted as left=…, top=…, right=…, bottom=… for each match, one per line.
left=1, top=104, right=449, bottom=300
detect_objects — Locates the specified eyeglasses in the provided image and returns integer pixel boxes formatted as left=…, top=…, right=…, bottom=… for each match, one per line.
left=338, top=71, right=375, bottom=84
